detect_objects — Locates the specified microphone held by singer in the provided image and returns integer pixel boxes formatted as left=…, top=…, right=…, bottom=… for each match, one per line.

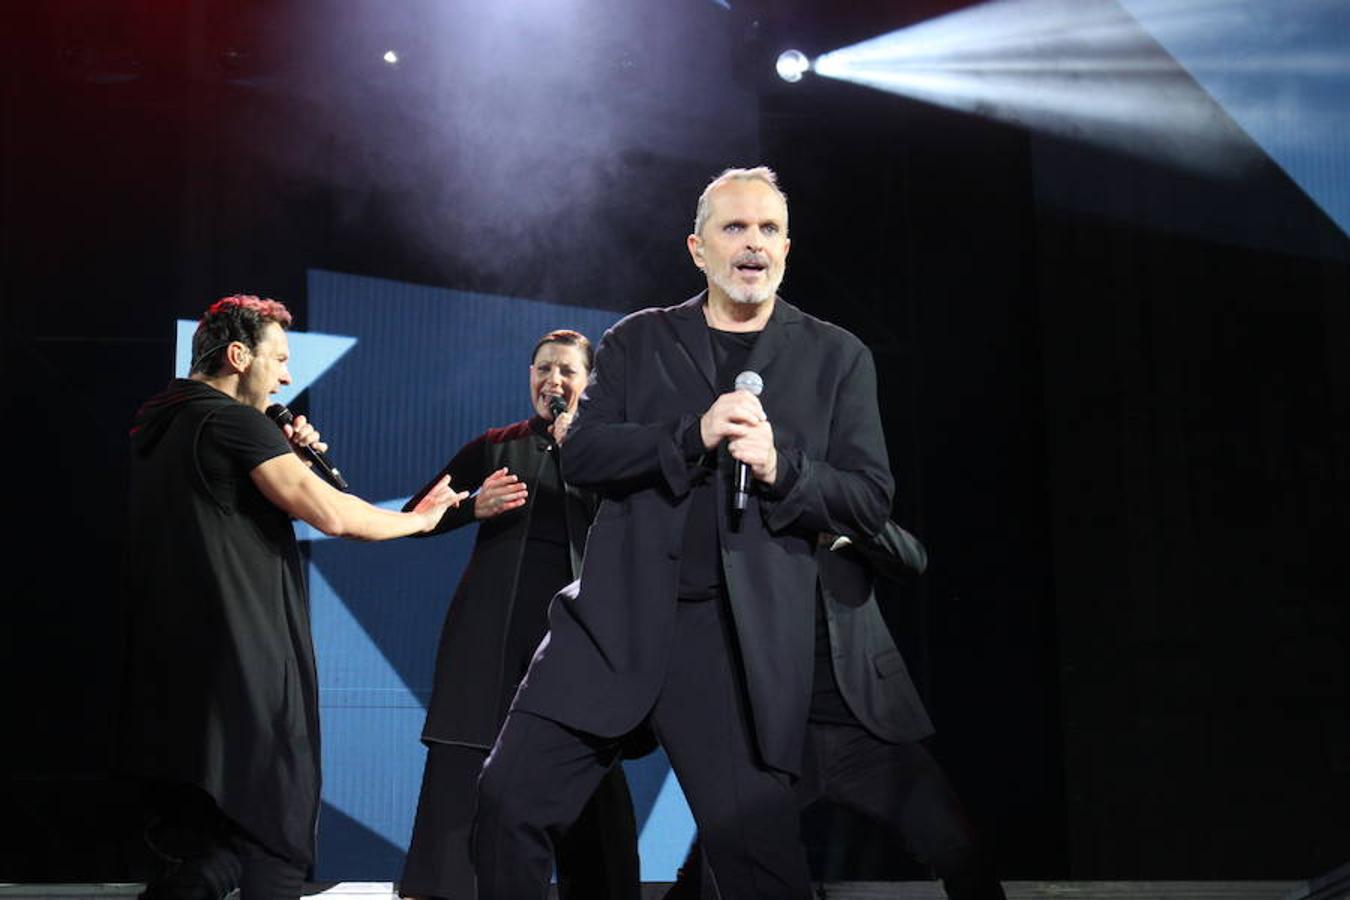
left=731, top=370, right=763, bottom=514
left=266, top=403, right=350, bottom=490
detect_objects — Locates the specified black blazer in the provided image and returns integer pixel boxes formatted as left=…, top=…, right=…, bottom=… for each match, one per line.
left=515, top=294, right=893, bottom=775
left=819, top=521, right=935, bottom=743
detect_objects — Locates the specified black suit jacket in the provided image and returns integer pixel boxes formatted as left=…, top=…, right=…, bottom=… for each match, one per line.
left=514, top=293, right=893, bottom=775
left=819, top=521, right=935, bottom=743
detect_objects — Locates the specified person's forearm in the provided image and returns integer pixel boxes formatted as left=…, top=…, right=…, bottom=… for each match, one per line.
left=558, top=323, right=704, bottom=495
left=252, top=453, right=436, bottom=540
left=562, top=413, right=702, bottom=491
left=857, top=520, right=929, bottom=579
left=760, top=347, right=894, bottom=537
left=321, top=489, right=436, bottom=540
left=763, top=451, right=893, bottom=537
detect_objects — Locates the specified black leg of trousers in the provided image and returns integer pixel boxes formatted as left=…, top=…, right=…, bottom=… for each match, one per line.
left=401, top=743, right=486, bottom=899
left=235, top=845, right=307, bottom=900
left=474, top=711, right=625, bottom=900
left=650, top=597, right=812, bottom=900
left=141, top=782, right=305, bottom=900
left=475, top=598, right=811, bottom=900
left=556, top=765, right=642, bottom=900
left=661, top=840, right=714, bottom=900
left=812, top=724, right=1006, bottom=900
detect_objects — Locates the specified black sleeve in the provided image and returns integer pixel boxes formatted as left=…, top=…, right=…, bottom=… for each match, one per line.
left=403, top=432, right=490, bottom=535
left=207, top=403, right=294, bottom=472
left=758, top=342, right=893, bottom=540
left=850, top=520, right=930, bottom=581
left=561, top=319, right=706, bottom=499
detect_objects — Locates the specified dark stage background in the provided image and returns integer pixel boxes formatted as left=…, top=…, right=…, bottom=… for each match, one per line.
left=3, top=0, right=1347, bottom=884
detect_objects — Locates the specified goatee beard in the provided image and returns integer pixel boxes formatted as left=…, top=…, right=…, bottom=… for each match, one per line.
left=711, top=269, right=775, bottom=306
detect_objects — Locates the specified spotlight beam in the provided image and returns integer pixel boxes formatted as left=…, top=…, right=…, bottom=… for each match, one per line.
left=810, top=0, right=1349, bottom=181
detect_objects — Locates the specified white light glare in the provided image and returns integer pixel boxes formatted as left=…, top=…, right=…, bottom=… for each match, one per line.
left=383, top=50, right=400, bottom=65
left=776, top=49, right=811, bottom=83
left=809, top=0, right=1344, bottom=175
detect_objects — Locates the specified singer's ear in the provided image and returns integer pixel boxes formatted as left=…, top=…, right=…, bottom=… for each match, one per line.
left=686, top=233, right=705, bottom=270
left=225, top=341, right=252, bottom=373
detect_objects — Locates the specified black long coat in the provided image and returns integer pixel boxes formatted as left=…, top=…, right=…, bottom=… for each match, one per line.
left=406, top=417, right=597, bottom=749
left=121, top=380, right=320, bottom=866
left=515, top=294, right=894, bottom=776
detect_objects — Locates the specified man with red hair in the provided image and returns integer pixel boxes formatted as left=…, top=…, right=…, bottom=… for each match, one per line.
left=121, top=295, right=465, bottom=900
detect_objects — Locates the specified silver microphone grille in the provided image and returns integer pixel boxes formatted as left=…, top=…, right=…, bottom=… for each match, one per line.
left=734, top=370, right=763, bottom=397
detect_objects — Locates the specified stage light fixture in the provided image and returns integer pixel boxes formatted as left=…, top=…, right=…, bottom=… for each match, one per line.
left=383, top=50, right=400, bottom=65
left=776, top=49, right=810, bottom=83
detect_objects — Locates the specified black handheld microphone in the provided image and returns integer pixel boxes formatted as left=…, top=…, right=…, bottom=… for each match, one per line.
left=548, top=395, right=568, bottom=419
left=732, top=370, right=764, bottom=514
left=266, top=404, right=350, bottom=491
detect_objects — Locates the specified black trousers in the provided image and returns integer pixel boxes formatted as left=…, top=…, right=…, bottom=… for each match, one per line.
left=140, top=782, right=307, bottom=900
left=473, top=595, right=812, bottom=900
left=803, top=722, right=1004, bottom=900
left=665, top=723, right=1006, bottom=900
left=401, top=742, right=640, bottom=900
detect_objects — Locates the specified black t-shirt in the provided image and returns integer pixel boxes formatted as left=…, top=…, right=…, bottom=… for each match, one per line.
left=677, top=327, right=759, bottom=600
left=196, top=401, right=295, bottom=509
left=192, top=402, right=297, bottom=543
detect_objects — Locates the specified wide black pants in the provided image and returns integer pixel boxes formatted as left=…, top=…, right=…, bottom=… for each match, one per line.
left=140, top=782, right=307, bottom=900
left=665, top=723, right=1006, bottom=900
left=401, top=742, right=640, bottom=900
left=801, top=722, right=1005, bottom=900
left=473, top=595, right=812, bottom=900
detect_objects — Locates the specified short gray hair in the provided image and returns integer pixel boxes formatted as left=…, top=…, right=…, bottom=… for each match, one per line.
left=692, top=166, right=788, bottom=236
